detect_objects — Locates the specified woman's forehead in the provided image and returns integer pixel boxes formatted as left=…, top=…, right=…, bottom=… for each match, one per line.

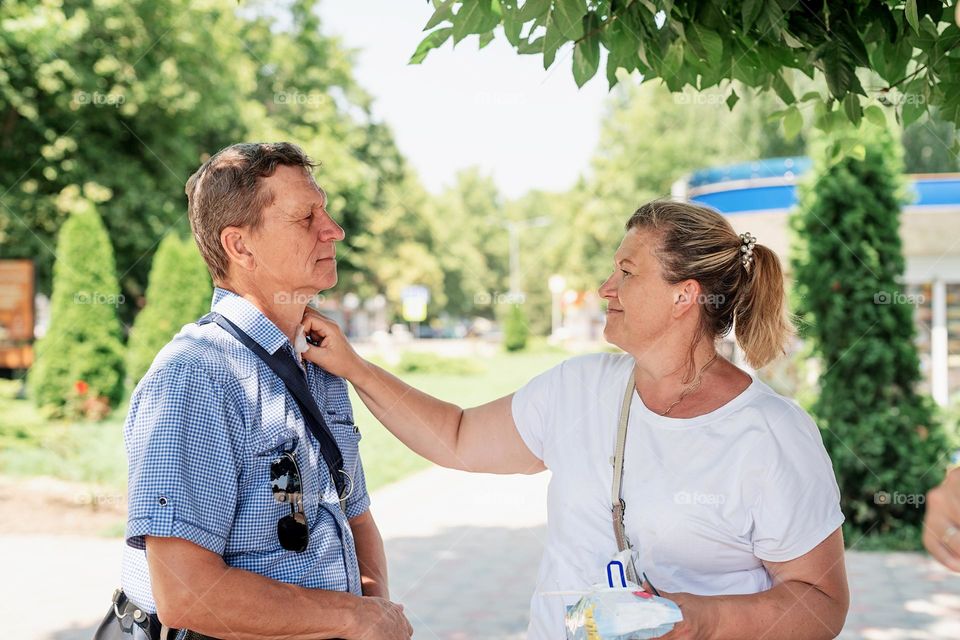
left=618, top=227, right=658, bottom=262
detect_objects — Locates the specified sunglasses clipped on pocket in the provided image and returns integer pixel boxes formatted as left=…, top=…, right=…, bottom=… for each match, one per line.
left=270, top=452, right=310, bottom=552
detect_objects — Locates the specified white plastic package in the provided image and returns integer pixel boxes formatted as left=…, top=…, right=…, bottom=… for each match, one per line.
left=563, top=561, right=683, bottom=640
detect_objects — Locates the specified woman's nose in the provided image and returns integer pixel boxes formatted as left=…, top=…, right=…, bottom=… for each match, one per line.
left=598, top=274, right=616, bottom=298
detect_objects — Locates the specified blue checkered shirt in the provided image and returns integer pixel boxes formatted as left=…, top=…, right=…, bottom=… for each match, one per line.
left=121, top=288, right=370, bottom=612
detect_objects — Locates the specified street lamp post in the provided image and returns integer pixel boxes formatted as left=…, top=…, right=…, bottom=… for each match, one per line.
left=503, top=216, right=550, bottom=296
left=548, top=274, right=566, bottom=339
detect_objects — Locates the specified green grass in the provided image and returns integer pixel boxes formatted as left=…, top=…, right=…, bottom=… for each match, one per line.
left=0, top=348, right=570, bottom=494
left=356, top=349, right=568, bottom=490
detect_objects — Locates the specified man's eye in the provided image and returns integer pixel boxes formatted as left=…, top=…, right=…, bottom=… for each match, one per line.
left=620, top=269, right=631, bottom=276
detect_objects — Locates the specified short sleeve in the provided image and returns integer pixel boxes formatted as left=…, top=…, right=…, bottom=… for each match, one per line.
left=511, top=363, right=564, bottom=463
left=344, top=454, right=371, bottom=518
left=124, top=365, right=244, bottom=555
left=750, top=404, right=845, bottom=562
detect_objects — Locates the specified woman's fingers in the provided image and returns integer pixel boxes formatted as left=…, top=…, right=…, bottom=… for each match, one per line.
left=923, top=513, right=960, bottom=572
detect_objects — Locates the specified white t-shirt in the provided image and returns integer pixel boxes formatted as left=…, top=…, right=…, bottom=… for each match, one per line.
left=511, top=353, right=844, bottom=640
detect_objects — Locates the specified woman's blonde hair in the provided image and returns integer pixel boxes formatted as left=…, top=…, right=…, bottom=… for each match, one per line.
left=626, top=199, right=792, bottom=370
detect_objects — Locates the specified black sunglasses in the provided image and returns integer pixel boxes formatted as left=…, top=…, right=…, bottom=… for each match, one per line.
left=270, top=452, right=309, bottom=552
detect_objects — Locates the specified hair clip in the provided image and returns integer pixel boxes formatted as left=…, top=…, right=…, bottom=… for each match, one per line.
left=739, top=232, right=757, bottom=269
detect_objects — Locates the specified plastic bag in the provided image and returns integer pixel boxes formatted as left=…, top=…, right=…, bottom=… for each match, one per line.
left=564, top=561, right=682, bottom=640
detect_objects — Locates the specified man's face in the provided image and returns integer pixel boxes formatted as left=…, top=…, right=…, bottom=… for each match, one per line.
left=244, top=164, right=345, bottom=299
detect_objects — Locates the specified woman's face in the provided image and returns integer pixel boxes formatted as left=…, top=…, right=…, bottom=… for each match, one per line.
left=598, top=228, right=678, bottom=354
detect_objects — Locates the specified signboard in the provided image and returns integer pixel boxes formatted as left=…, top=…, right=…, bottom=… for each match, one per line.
left=0, top=260, right=34, bottom=368
left=401, top=285, right=429, bottom=323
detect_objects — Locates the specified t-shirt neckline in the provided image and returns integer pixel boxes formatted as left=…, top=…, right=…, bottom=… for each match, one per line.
left=630, top=368, right=761, bottom=429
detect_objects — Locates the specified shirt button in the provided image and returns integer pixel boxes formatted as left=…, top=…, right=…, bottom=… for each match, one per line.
left=158, top=496, right=168, bottom=507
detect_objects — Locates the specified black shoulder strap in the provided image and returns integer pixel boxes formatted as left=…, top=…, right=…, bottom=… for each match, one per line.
left=198, top=312, right=346, bottom=502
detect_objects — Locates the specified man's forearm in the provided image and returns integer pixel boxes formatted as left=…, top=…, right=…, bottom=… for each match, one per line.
left=351, top=362, right=467, bottom=469
left=708, top=579, right=847, bottom=640
left=148, top=537, right=362, bottom=640
left=158, top=563, right=360, bottom=640
left=351, top=511, right=390, bottom=599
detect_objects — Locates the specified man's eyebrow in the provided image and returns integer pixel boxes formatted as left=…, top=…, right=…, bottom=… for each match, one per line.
left=617, top=257, right=636, bottom=266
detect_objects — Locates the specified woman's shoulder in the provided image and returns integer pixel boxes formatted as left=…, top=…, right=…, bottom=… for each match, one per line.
left=554, top=351, right=634, bottom=381
left=734, top=377, right=822, bottom=445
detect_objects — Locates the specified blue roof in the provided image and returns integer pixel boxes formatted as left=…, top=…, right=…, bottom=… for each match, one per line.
left=686, top=157, right=960, bottom=214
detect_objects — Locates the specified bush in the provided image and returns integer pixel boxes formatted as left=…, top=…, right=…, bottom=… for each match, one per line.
left=791, top=125, right=948, bottom=548
left=126, top=233, right=212, bottom=387
left=29, top=199, right=125, bottom=416
left=503, top=304, right=529, bottom=352
left=395, top=351, right=485, bottom=375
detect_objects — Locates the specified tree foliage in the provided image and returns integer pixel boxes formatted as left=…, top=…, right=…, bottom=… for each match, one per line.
left=415, top=0, right=960, bottom=136
left=0, top=0, right=408, bottom=324
left=126, top=232, right=211, bottom=387
left=791, top=124, right=948, bottom=547
left=29, top=192, right=125, bottom=414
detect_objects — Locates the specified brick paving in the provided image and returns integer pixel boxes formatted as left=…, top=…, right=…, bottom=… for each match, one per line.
left=3, top=467, right=959, bottom=639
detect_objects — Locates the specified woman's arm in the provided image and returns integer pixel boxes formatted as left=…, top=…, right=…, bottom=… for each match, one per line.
left=652, top=528, right=849, bottom=640
left=301, top=312, right=545, bottom=475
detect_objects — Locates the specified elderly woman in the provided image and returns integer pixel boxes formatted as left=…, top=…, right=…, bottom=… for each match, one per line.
left=302, top=200, right=849, bottom=639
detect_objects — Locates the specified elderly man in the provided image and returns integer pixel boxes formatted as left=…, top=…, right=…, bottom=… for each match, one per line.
left=120, top=142, right=412, bottom=639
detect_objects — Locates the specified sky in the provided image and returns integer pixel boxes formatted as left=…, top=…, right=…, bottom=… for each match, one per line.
left=317, top=0, right=611, bottom=199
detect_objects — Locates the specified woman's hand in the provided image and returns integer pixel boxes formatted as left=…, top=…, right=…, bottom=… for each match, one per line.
left=300, top=310, right=366, bottom=381
left=643, top=582, right=717, bottom=640
left=923, top=466, right=960, bottom=572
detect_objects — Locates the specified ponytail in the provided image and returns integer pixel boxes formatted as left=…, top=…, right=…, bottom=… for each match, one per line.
left=733, top=244, right=793, bottom=368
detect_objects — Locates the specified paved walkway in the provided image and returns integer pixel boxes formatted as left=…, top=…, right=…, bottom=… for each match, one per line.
left=3, top=467, right=959, bottom=639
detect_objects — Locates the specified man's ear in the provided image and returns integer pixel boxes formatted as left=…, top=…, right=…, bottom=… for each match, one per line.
left=672, top=279, right=701, bottom=318
left=221, top=226, right=255, bottom=272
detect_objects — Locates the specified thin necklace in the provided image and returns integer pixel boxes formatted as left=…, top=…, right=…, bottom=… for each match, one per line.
left=661, top=352, right=719, bottom=416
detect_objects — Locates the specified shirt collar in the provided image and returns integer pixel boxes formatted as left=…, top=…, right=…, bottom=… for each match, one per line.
left=210, top=287, right=292, bottom=355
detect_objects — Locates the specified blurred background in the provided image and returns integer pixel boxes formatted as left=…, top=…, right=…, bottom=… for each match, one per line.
left=2, top=0, right=960, bottom=638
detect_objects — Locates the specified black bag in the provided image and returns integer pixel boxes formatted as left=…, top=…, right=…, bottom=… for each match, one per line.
left=93, top=589, right=216, bottom=640
left=92, top=589, right=163, bottom=640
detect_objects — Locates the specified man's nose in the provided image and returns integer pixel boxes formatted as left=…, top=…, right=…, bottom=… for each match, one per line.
left=320, top=215, right=345, bottom=242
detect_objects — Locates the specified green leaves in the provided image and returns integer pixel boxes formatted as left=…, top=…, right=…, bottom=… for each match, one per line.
left=782, top=105, right=803, bottom=140
left=452, top=0, right=500, bottom=44
left=553, top=0, right=586, bottom=40
left=410, top=28, right=452, bottom=64
left=412, top=0, right=960, bottom=132
left=573, top=13, right=600, bottom=86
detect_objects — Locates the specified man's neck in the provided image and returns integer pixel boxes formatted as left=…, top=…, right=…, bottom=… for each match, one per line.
left=219, top=282, right=308, bottom=344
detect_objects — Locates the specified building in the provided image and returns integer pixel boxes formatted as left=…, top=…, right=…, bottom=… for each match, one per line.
left=674, top=157, right=960, bottom=406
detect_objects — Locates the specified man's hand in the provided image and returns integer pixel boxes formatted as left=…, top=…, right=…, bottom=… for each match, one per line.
left=354, top=597, right=413, bottom=640
left=924, top=466, right=960, bottom=572
left=300, top=311, right=366, bottom=380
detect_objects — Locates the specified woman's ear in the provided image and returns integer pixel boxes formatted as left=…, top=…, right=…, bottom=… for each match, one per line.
left=672, top=279, right=701, bottom=318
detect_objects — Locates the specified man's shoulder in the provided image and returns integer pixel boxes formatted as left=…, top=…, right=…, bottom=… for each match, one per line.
left=145, top=322, right=258, bottom=385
